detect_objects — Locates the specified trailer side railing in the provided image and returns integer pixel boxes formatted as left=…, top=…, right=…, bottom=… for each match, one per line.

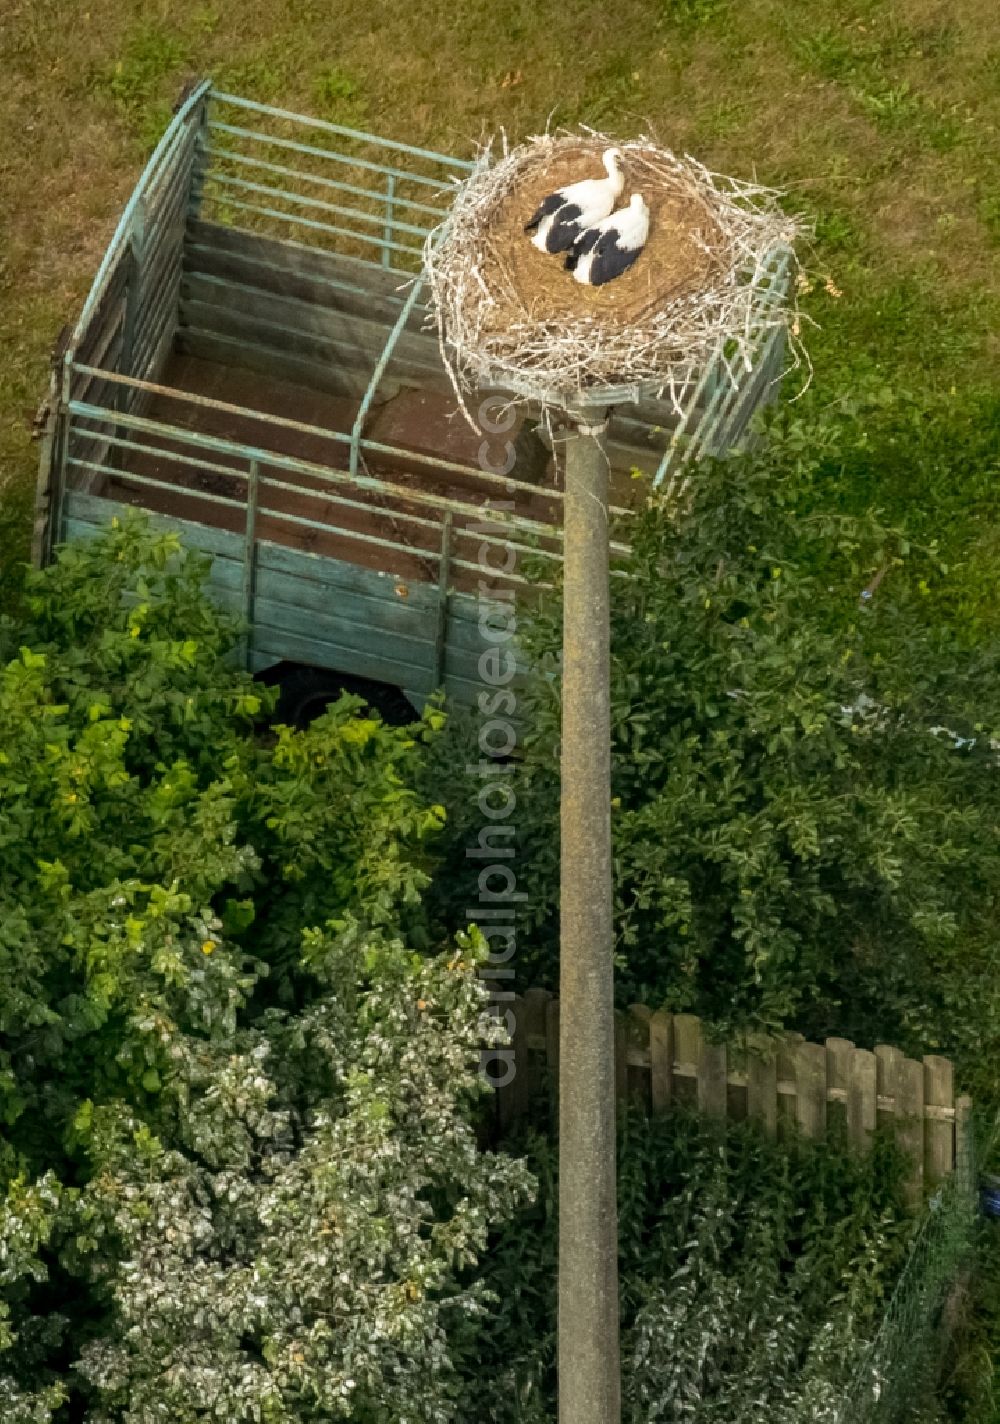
left=37, top=83, right=797, bottom=653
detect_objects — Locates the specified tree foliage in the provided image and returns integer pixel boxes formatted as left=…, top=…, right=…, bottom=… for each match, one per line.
left=459, top=1107, right=916, bottom=1424
left=71, top=920, right=532, bottom=1424
left=3, top=398, right=996, bottom=1418
left=431, top=405, right=1000, bottom=1066
left=0, top=520, right=531, bottom=1420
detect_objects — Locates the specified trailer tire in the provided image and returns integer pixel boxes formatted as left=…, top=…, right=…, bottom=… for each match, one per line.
left=273, top=666, right=417, bottom=729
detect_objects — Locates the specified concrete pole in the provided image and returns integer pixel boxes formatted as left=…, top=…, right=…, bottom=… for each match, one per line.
left=558, top=407, right=621, bottom=1424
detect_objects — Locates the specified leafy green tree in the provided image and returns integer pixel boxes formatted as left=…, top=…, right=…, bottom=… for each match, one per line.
left=429, top=405, right=1000, bottom=1066
left=1, top=1174, right=68, bottom=1423
left=70, top=920, right=532, bottom=1424
left=0, top=519, right=531, bottom=1420
left=0, top=519, right=444, bottom=1163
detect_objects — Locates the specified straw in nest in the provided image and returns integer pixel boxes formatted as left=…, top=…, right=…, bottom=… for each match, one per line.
left=424, top=130, right=810, bottom=420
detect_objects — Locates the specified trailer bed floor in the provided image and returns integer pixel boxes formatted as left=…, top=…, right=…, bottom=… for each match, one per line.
left=98, top=350, right=570, bottom=592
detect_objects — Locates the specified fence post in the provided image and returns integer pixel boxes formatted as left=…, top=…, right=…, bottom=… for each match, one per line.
left=186, top=88, right=211, bottom=224
left=826, top=1037, right=853, bottom=1129
left=955, top=1094, right=975, bottom=1203
left=49, top=353, right=75, bottom=561
left=241, top=459, right=260, bottom=671
left=627, top=1006, right=652, bottom=1109
left=497, top=994, right=528, bottom=1132
left=847, top=1047, right=877, bottom=1152
left=876, top=1044, right=901, bottom=1131
left=524, top=987, right=551, bottom=1113
left=700, top=1036, right=727, bottom=1120
left=433, top=512, right=452, bottom=688
left=510, top=994, right=531, bottom=1123
left=673, top=1014, right=700, bottom=1105
left=648, top=1010, right=674, bottom=1114
left=383, top=173, right=397, bottom=268
left=777, top=1032, right=804, bottom=1139
left=796, top=1042, right=827, bottom=1139
left=747, top=1047, right=777, bottom=1140
left=119, top=196, right=147, bottom=397
left=896, top=1057, right=925, bottom=1207
left=923, top=1055, right=955, bottom=1190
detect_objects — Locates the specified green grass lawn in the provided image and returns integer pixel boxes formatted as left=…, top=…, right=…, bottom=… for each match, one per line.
left=0, top=0, right=997, bottom=570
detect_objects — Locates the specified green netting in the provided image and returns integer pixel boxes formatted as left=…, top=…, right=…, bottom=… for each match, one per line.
left=840, top=1139, right=978, bottom=1424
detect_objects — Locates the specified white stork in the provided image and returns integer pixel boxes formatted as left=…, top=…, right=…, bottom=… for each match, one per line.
left=523, top=149, right=625, bottom=255
left=565, top=194, right=650, bottom=286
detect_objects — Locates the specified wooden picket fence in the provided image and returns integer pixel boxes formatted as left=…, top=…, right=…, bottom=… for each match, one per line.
left=494, top=989, right=972, bottom=1204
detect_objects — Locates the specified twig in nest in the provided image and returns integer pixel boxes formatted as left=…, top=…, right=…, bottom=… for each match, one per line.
left=424, top=129, right=811, bottom=429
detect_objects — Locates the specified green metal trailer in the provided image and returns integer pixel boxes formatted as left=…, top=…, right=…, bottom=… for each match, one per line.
left=33, top=80, right=792, bottom=720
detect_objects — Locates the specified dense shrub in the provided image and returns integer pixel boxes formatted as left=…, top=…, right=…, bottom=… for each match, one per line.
left=2, top=425, right=994, bottom=1416
left=428, top=402, right=1000, bottom=1071
left=0, top=520, right=532, bottom=1421
left=455, top=1107, right=916, bottom=1424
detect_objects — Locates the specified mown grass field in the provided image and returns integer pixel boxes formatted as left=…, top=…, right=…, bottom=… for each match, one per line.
left=1, top=0, right=997, bottom=546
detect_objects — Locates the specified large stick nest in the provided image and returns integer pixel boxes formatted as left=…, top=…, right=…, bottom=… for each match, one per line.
left=424, top=130, right=808, bottom=416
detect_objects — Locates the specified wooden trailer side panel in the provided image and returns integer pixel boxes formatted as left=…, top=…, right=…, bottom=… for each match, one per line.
left=61, top=490, right=524, bottom=709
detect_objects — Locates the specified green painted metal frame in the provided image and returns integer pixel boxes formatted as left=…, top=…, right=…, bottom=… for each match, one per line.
left=193, top=88, right=791, bottom=487
left=71, top=82, right=212, bottom=344
left=39, top=80, right=795, bottom=704
left=60, top=486, right=505, bottom=707
left=348, top=278, right=427, bottom=480
left=195, top=88, right=475, bottom=489
left=654, top=243, right=794, bottom=492
left=61, top=391, right=584, bottom=584
left=38, top=80, right=211, bottom=566
left=241, top=458, right=260, bottom=669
